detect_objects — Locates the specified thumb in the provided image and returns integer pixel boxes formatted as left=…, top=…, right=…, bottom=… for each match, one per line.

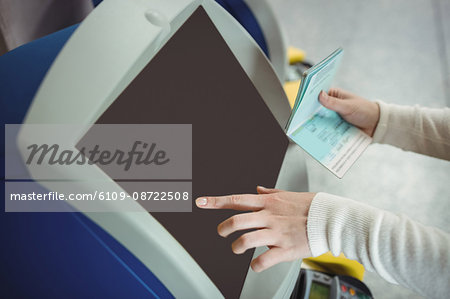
left=256, top=186, right=281, bottom=194
left=319, top=91, right=353, bottom=115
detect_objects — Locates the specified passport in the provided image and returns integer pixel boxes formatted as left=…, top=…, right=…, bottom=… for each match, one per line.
left=285, top=48, right=372, bottom=178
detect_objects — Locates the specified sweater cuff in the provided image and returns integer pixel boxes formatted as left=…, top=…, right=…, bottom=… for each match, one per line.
left=372, top=100, right=390, bottom=143
left=307, top=192, right=334, bottom=256
left=307, top=192, right=381, bottom=259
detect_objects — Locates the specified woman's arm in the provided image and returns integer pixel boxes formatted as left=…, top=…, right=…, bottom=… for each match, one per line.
left=373, top=102, right=450, bottom=160
left=319, top=88, right=450, bottom=160
left=309, top=192, right=450, bottom=298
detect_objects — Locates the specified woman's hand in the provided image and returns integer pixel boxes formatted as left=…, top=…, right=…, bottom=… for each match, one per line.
left=195, top=186, right=315, bottom=272
left=319, top=88, right=380, bottom=137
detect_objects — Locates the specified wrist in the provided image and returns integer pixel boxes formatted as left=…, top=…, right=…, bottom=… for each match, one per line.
left=372, top=100, right=390, bottom=143
left=370, top=101, right=381, bottom=137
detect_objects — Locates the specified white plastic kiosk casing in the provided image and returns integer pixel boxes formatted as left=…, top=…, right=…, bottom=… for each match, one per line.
left=18, top=0, right=309, bottom=297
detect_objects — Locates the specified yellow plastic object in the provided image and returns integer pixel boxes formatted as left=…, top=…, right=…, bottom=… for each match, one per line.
left=283, top=79, right=301, bottom=109
left=283, top=46, right=305, bottom=109
left=287, top=47, right=306, bottom=64
left=302, top=252, right=365, bottom=281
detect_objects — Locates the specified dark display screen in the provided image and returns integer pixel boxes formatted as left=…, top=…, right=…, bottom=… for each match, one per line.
left=309, top=281, right=330, bottom=299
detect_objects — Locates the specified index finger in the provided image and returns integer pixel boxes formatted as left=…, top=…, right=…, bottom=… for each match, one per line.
left=195, top=194, right=267, bottom=211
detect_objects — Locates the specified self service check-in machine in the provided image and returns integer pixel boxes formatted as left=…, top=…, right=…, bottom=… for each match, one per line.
left=14, top=0, right=310, bottom=298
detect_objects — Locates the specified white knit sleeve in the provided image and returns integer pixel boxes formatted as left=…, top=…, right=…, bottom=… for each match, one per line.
left=372, top=101, right=450, bottom=161
left=307, top=192, right=450, bottom=298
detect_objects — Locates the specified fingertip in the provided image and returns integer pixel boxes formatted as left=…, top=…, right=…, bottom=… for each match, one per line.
left=319, top=90, right=331, bottom=106
left=250, top=260, right=263, bottom=273
left=257, top=186, right=282, bottom=195
left=195, top=197, right=208, bottom=207
left=231, top=240, right=247, bottom=255
left=319, top=91, right=328, bottom=103
left=320, top=91, right=340, bottom=112
left=256, top=185, right=268, bottom=194
left=217, top=224, right=227, bottom=238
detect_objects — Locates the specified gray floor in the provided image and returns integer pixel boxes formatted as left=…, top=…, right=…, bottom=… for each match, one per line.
left=270, top=0, right=450, bottom=298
